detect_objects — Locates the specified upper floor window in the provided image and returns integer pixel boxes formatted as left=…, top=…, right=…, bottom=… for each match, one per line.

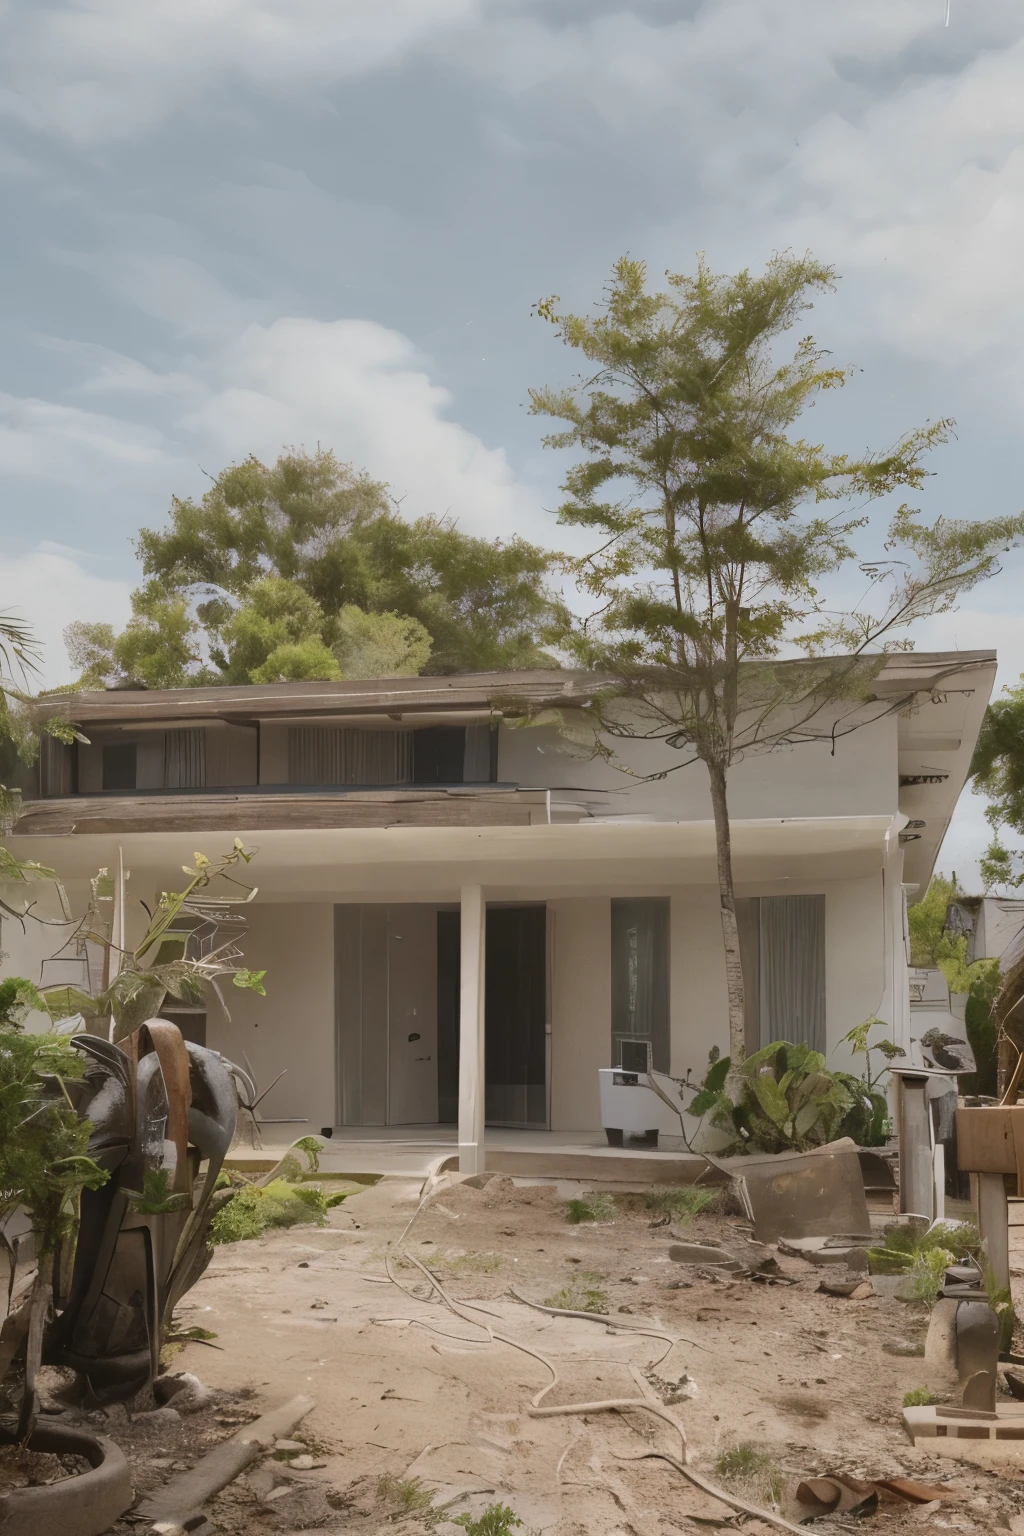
left=102, top=742, right=137, bottom=792
left=286, top=723, right=495, bottom=787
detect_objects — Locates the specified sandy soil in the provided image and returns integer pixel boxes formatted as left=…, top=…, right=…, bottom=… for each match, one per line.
left=75, top=1173, right=1024, bottom=1534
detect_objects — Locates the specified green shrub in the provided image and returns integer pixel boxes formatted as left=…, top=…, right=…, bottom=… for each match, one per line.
left=908, top=1248, right=952, bottom=1303
left=713, top=1443, right=783, bottom=1505
left=643, top=1186, right=721, bottom=1219
left=543, top=1278, right=608, bottom=1314
left=0, top=1020, right=107, bottom=1257
left=376, top=1473, right=434, bottom=1513
left=293, top=1135, right=324, bottom=1173
left=903, top=1387, right=937, bottom=1407
left=455, top=1503, right=523, bottom=1535
left=867, top=1221, right=979, bottom=1276
left=565, top=1193, right=616, bottom=1223
left=210, top=1177, right=329, bottom=1243
left=687, top=1041, right=885, bottom=1155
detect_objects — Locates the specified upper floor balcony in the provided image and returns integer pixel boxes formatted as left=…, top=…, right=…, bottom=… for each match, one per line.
left=17, top=672, right=596, bottom=836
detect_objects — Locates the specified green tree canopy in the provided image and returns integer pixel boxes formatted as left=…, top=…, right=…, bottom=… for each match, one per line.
left=971, top=679, right=1024, bottom=890
left=64, top=448, right=564, bottom=688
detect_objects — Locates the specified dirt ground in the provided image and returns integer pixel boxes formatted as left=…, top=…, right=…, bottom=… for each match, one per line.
left=65, top=1173, right=1024, bottom=1534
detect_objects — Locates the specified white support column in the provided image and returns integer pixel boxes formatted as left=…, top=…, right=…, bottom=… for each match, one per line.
left=458, top=884, right=486, bottom=1175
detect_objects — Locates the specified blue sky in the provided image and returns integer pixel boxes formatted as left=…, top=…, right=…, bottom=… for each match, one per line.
left=2, top=0, right=1024, bottom=879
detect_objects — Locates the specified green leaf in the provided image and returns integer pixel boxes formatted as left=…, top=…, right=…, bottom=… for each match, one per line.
left=233, top=968, right=267, bottom=996
left=793, top=1100, right=822, bottom=1137
left=125, top=1167, right=191, bottom=1215
left=689, top=1088, right=723, bottom=1118
left=703, top=1053, right=731, bottom=1094
left=748, top=1074, right=791, bottom=1129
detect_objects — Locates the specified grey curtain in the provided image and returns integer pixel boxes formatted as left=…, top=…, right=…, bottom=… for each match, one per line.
left=288, top=727, right=413, bottom=785
left=164, top=728, right=206, bottom=789
left=611, top=898, right=670, bottom=1072
left=758, top=894, right=826, bottom=1053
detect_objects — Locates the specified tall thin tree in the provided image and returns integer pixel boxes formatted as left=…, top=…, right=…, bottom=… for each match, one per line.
left=530, top=254, right=1024, bottom=1066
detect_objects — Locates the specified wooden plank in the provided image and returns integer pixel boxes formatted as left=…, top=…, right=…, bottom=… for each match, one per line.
left=956, top=1106, right=1024, bottom=1194
left=13, top=791, right=542, bottom=835
left=34, top=670, right=594, bottom=724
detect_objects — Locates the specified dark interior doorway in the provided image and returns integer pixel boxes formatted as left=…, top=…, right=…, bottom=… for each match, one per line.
left=436, top=904, right=548, bottom=1128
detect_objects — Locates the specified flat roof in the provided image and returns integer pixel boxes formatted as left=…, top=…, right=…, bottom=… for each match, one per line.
left=35, top=651, right=999, bottom=725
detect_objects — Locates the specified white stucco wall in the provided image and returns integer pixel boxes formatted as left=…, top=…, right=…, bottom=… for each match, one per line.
left=975, top=898, right=1024, bottom=963
left=498, top=710, right=898, bottom=822
left=206, top=901, right=335, bottom=1132
left=670, top=875, right=886, bottom=1078
left=546, top=872, right=889, bottom=1132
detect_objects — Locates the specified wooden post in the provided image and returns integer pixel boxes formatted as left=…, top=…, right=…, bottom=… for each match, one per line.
left=975, top=1172, right=1011, bottom=1293
left=895, top=1071, right=935, bottom=1221
left=458, top=884, right=486, bottom=1175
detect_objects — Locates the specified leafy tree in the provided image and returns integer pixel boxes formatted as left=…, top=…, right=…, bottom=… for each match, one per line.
left=0, top=612, right=81, bottom=824
left=907, top=873, right=962, bottom=968
left=334, top=606, right=434, bottom=679
left=65, top=448, right=563, bottom=687
left=0, top=1018, right=107, bottom=1434
left=38, top=842, right=266, bottom=1042
left=529, top=253, right=1024, bottom=1067
left=907, top=874, right=1000, bottom=1094
left=213, top=577, right=337, bottom=683
left=971, top=680, right=1024, bottom=889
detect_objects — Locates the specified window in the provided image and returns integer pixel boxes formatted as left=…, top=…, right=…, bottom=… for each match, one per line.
left=102, top=742, right=137, bottom=791
left=287, top=723, right=496, bottom=786
left=412, top=726, right=466, bottom=784
left=164, top=728, right=206, bottom=789
left=611, top=898, right=670, bottom=1072
left=736, top=894, right=826, bottom=1055
left=288, top=727, right=414, bottom=785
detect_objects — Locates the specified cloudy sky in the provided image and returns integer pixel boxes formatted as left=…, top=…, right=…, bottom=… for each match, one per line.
left=2, top=0, right=1024, bottom=879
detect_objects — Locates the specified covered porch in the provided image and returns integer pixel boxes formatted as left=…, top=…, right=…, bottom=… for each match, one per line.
left=8, top=812, right=906, bottom=1172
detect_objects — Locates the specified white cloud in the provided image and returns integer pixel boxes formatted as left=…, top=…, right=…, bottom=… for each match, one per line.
left=450, top=3, right=1024, bottom=408
left=188, top=317, right=546, bottom=538
left=66, top=314, right=549, bottom=542
left=0, top=547, right=133, bottom=687
left=0, top=394, right=171, bottom=480
left=1, top=0, right=480, bottom=144
left=772, top=39, right=1024, bottom=373
left=0, top=309, right=554, bottom=679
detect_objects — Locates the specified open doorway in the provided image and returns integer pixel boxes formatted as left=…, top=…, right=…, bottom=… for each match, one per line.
left=436, top=904, right=548, bottom=1129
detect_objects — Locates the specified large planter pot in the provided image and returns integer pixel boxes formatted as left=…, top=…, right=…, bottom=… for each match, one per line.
left=0, top=1420, right=133, bottom=1536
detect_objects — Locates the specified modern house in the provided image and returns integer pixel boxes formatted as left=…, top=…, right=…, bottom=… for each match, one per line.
left=8, top=651, right=995, bottom=1169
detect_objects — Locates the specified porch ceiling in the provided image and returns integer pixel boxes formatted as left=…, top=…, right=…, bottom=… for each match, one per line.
left=8, top=813, right=898, bottom=900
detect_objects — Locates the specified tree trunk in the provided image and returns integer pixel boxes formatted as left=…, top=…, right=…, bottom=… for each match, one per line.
left=706, top=757, right=746, bottom=1068
left=17, top=1262, right=50, bottom=1442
